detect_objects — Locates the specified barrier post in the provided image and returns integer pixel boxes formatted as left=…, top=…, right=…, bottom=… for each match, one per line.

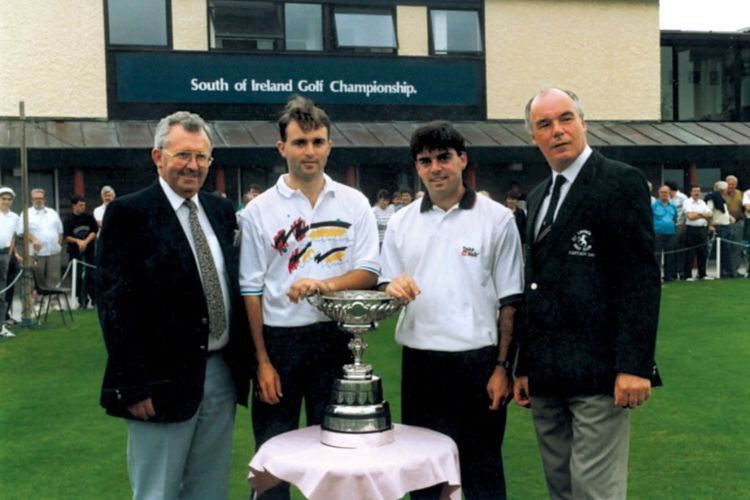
left=71, top=259, right=79, bottom=309
left=716, top=237, right=721, bottom=279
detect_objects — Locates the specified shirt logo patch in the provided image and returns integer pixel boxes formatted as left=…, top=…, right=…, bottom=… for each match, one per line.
left=569, top=229, right=595, bottom=257
left=461, top=246, right=478, bottom=257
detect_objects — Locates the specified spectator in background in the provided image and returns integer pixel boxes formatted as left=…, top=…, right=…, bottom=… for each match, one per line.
left=0, top=187, right=19, bottom=338
left=706, top=181, right=734, bottom=279
left=391, top=190, right=401, bottom=208
left=372, top=189, right=395, bottom=250
left=17, top=188, right=63, bottom=289
left=665, top=180, right=688, bottom=280
left=505, top=190, right=527, bottom=244
left=683, top=185, right=713, bottom=281
left=245, top=184, right=262, bottom=206
left=398, top=188, right=414, bottom=210
left=93, top=185, right=115, bottom=229
left=722, top=175, right=744, bottom=278
left=652, top=185, right=678, bottom=282
left=508, top=181, right=527, bottom=212
left=63, top=195, right=98, bottom=308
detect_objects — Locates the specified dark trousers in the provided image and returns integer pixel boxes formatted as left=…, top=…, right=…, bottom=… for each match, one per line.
left=403, top=345, right=507, bottom=500
left=684, top=226, right=708, bottom=279
left=252, top=322, right=352, bottom=500
left=654, top=233, right=676, bottom=281
left=673, top=225, right=686, bottom=279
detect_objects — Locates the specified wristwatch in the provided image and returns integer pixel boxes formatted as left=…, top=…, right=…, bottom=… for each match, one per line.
left=496, top=359, right=513, bottom=371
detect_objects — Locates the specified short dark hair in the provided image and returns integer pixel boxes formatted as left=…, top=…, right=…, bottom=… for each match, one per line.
left=689, top=184, right=701, bottom=191
left=70, top=195, right=85, bottom=205
left=400, top=188, right=414, bottom=198
left=505, top=191, right=521, bottom=200
left=247, top=184, right=262, bottom=192
left=409, top=121, right=466, bottom=161
left=278, top=95, right=331, bottom=141
left=664, top=180, right=679, bottom=191
left=376, top=189, right=390, bottom=201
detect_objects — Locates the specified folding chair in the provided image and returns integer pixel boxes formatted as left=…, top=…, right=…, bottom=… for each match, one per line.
left=30, top=266, right=74, bottom=325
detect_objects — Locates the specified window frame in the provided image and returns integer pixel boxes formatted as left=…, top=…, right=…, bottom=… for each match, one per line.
left=661, top=32, right=750, bottom=122
left=331, top=5, right=398, bottom=54
left=428, top=7, right=483, bottom=56
left=208, top=0, right=285, bottom=52
left=104, top=0, right=172, bottom=49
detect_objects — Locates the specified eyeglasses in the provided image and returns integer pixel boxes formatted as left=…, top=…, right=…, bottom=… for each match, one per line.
left=162, top=149, right=213, bottom=167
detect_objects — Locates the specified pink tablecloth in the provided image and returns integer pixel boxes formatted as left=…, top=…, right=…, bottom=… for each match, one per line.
left=249, top=424, right=462, bottom=500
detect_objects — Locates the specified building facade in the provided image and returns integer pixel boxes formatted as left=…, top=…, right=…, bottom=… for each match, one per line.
left=1, top=0, right=748, bottom=213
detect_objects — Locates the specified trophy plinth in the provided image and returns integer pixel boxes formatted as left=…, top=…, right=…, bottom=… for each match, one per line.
left=309, top=290, right=403, bottom=448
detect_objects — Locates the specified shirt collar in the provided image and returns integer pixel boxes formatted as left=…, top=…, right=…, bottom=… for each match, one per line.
left=276, top=173, right=335, bottom=199
left=420, top=184, right=476, bottom=213
left=158, top=176, right=198, bottom=211
left=552, top=145, right=592, bottom=186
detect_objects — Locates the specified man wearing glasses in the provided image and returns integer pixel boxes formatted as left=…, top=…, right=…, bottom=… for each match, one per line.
left=97, top=111, right=252, bottom=499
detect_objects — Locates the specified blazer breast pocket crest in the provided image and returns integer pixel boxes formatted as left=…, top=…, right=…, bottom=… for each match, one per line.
left=569, top=229, right=595, bottom=257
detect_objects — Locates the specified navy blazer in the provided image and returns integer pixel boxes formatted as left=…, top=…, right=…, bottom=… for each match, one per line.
left=97, top=182, right=252, bottom=422
left=517, top=151, right=661, bottom=397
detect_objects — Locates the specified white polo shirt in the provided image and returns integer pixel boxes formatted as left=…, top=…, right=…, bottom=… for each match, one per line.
left=239, top=173, right=380, bottom=327
left=381, top=189, right=524, bottom=352
left=683, top=197, right=710, bottom=227
left=17, top=206, right=63, bottom=256
left=0, top=211, right=19, bottom=249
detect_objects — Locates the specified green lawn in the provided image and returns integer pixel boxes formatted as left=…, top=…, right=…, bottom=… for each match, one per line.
left=1, top=279, right=748, bottom=499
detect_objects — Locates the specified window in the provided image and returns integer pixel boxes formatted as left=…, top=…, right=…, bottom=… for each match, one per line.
left=333, top=7, right=396, bottom=52
left=674, top=45, right=749, bottom=120
left=430, top=9, right=482, bottom=55
left=107, top=0, right=168, bottom=46
left=661, top=46, right=674, bottom=121
left=209, top=1, right=283, bottom=51
left=285, top=3, right=323, bottom=51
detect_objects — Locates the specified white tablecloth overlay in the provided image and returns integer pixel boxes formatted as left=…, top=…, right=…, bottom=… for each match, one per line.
left=249, top=424, right=462, bottom=500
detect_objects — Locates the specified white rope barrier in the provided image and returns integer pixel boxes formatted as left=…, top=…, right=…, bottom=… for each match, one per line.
left=653, top=236, right=749, bottom=280
left=0, top=269, right=24, bottom=295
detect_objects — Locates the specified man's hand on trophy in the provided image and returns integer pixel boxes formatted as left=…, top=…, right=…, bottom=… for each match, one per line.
left=256, top=361, right=283, bottom=404
left=287, top=278, right=330, bottom=303
left=384, top=274, right=421, bottom=303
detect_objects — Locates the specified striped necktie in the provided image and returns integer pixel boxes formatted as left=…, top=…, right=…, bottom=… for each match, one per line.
left=536, top=175, right=566, bottom=242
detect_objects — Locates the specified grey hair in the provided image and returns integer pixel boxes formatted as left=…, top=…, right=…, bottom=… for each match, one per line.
left=714, top=180, right=728, bottom=192
left=153, top=111, right=213, bottom=150
left=100, top=185, right=115, bottom=196
left=725, top=175, right=738, bottom=183
left=31, top=188, right=45, bottom=197
left=524, top=87, right=586, bottom=133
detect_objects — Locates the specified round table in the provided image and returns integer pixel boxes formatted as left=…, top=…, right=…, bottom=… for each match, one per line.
left=248, top=424, right=462, bottom=500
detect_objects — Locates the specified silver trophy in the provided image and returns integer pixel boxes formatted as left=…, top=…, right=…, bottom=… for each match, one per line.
left=309, top=290, right=403, bottom=448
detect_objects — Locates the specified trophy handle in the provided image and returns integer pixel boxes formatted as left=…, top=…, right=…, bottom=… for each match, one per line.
left=306, top=290, right=322, bottom=307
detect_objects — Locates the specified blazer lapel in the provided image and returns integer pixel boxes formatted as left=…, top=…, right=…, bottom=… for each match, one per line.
left=526, top=178, right=550, bottom=244
left=531, top=151, right=600, bottom=260
left=148, top=183, right=201, bottom=277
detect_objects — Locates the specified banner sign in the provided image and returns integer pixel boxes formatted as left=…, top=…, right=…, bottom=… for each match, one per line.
left=115, top=52, right=481, bottom=107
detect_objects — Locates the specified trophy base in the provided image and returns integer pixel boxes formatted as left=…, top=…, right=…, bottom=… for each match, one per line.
left=320, top=375, right=393, bottom=448
left=320, top=427, right=395, bottom=448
